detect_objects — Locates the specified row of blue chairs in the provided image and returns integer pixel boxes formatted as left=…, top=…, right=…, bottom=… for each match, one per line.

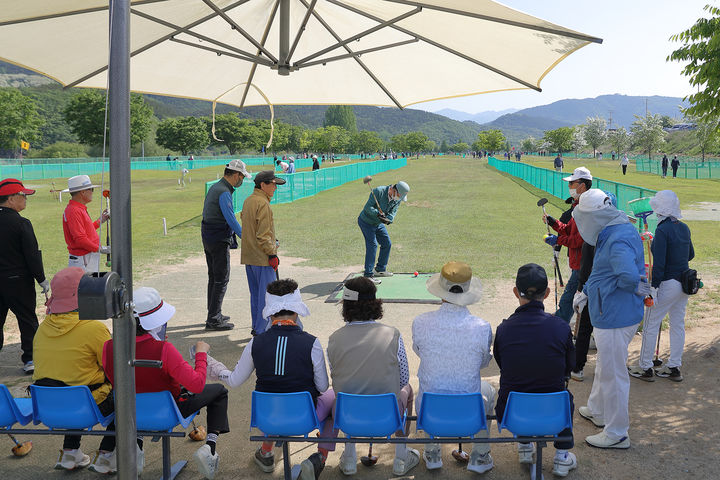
left=1, top=384, right=195, bottom=480
left=250, top=390, right=572, bottom=479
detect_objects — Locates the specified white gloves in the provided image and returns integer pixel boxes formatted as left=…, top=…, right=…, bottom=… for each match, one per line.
left=573, top=291, right=587, bottom=314
left=99, top=209, right=110, bottom=223
left=39, top=279, right=50, bottom=294
left=99, top=245, right=111, bottom=254
left=205, top=353, right=230, bottom=381
left=635, top=280, right=652, bottom=297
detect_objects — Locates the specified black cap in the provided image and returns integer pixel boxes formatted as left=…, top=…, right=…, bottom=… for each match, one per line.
left=253, top=170, right=287, bottom=187
left=515, top=263, right=548, bottom=298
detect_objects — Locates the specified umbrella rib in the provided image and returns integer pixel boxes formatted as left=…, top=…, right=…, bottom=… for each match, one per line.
left=297, top=0, right=403, bottom=108
left=300, top=39, right=418, bottom=68
left=285, top=0, right=318, bottom=64
left=294, top=6, right=421, bottom=66
left=386, top=0, right=603, bottom=44
left=239, top=0, right=281, bottom=109
left=0, top=0, right=165, bottom=27
left=64, top=0, right=252, bottom=89
left=170, top=37, right=273, bottom=66
left=130, top=8, right=271, bottom=66
left=327, top=0, right=541, bottom=92
left=200, top=0, right=278, bottom=63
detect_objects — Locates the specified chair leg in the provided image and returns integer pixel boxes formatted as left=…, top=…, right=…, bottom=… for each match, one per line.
left=159, top=436, right=187, bottom=480
left=282, top=441, right=292, bottom=480
left=535, top=441, right=544, bottom=480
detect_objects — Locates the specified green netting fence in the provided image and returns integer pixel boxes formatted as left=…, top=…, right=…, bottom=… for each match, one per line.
left=0, top=154, right=368, bottom=180
left=489, top=157, right=659, bottom=233
left=206, top=157, right=408, bottom=212
left=635, top=157, right=720, bottom=179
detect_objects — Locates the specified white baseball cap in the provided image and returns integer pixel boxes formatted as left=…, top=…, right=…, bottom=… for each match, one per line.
left=226, top=159, right=252, bottom=178
left=562, top=167, right=592, bottom=182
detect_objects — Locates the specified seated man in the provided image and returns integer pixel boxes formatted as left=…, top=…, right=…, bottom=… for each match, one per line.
left=32, top=267, right=116, bottom=472
left=494, top=264, right=577, bottom=478
left=103, top=287, right=229, bottom=480
left=327, top=276, right=418, bottom=477
left=208, top=279, right=333, bottom=480
left=412, top=261, right=495, bottom=473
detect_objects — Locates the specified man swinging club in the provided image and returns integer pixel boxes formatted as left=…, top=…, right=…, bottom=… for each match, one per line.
left=357, top=177, right=410, bottom=284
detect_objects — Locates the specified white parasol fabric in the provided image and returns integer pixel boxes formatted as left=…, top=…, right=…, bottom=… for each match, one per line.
left=0, top=0, right=601, bottom=109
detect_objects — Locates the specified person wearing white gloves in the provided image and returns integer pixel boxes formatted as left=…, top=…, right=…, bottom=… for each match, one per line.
left=572, top=189, right=647, bottom=450
left=628, top=190, right=694, bottom=382
left=62, top=175, right=110, bottom=272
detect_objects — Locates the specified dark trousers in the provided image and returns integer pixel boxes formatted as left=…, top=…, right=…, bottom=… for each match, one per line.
left=177, top=383, right=230, bottom=434
left=672, top=166, right=678, bottom=178
left=0, top=275, right=39, bottom=364
left=574, top=305, right=594, bottom=372
left=555, top=270, right=579, bottom=324
left=662, top=166, right=668, bottom=177
left=621, top=165, right=627, bottom=175
left=63, top=392, right=116, bottom=451
left=496, top=390, right=574, bottom=450
left=203, top=240, right=230, bottom=323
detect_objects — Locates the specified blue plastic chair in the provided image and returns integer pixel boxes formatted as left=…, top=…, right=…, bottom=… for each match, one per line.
left=30, top=385, right=114, bottom=429
left=250, top=391, right=320, bottom=437
left=0, top=384, right=33, bottom=427
left=498, top=391, right=572, bottom=437
left=136, top=391, right=196, bottom=432
left=417, top=392, right=488, bottom=438
left=334, top=392, right=404, bottom=438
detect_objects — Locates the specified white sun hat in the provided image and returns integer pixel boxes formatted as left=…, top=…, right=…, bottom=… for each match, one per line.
left=133, top=287, right=176, bottom=331
left=62, top=174, right=100, bottom=193
left=426, top=261, right=482, bottom=306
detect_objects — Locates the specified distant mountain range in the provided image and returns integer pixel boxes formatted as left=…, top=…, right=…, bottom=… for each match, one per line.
left=433, top=108, right=518, bottom=124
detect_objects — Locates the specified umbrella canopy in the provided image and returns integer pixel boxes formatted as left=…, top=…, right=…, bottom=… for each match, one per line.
left=0, top=0, right=601, bottom=109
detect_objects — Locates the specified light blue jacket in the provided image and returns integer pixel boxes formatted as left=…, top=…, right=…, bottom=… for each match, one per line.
left=583, top=223, right=644, bottom=329
left=358, top=185, right=401, bottom=226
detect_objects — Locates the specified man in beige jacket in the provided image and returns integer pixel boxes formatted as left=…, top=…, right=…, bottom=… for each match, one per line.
left=241, top=171, right=286, bottom=335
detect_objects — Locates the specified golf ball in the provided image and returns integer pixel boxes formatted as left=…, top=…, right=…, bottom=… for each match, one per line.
left=413, top=271, right=419, bottom=277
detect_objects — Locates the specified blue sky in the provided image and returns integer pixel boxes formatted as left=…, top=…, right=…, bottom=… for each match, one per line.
left=415, top=1, right=709, bottom=114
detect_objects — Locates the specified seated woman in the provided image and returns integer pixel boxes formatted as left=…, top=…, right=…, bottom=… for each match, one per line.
left=103, top=287, right=229, bottom=480
left=208, top=278, right=334, bottom=480
left=327, top=276, right=418, bottom=476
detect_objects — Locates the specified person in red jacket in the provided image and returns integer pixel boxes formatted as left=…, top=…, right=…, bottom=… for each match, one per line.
left=542, top=167, right=592, bottom=323
left=103, top=287, right=229, bottom=480
left=62, top=175, right=109, bottom=272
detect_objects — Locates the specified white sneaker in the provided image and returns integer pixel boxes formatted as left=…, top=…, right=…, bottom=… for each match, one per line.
left=578, top=406, right=605, bottom=428
left=23, top=361, right=34, bottom=374
left=552, top=452, right=577, bottom=477
left=393, top=448, right=420, bottom=476
left=467, top=451, right=493, bottom=474
left=588, top=335, right=596, bottom=350
left=373, top=269, right=393, bottom=277
left=518, top=443, right=535, bottom=464
left=363, top=275, right=382, bottom=285
left=570, top=370, right=584, bottom=382
left=422, top=443, right=442, bottom=470
left=585, top=432, right=630, bottom=449
left=89, top=450, right=116, bottom=474
left=55, top=448, right=91, bottom=470
left=339, top=449, right=357, bottom=475
left=193, top=444, right=219, bottom=479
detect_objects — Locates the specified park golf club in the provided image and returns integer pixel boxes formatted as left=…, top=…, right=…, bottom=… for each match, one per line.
left=360, top=443, right=378, bottom=466
left=102, top=189, right=111, bottom=267
left=7, top=434, right=32, bottom=456
left=537, top=198, right=563, bottom=310
left=452, top=443, right=469, bottom=462
left=362, top=176, right=385, bottom=216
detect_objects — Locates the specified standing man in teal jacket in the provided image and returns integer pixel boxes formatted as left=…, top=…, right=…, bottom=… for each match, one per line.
left=357, top=181, right=410, bottom=284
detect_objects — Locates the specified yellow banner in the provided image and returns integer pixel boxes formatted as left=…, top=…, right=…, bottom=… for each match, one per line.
left=20, top=141, right=30, bottom=150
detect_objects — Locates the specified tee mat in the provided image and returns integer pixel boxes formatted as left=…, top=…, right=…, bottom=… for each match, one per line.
left=326, top=273, right=440, bottom=304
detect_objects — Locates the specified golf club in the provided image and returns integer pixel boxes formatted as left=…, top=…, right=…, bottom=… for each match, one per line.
left=362, top=175, right=384, bottom=216
left=188, top=419, right=207, bottom=441
left=8, top=434, right=32, bottom=456
left=537, top=198, right=561, bottom=309
left=451, top=443, right=469, bottom=462
left=360, top=443, right=378, bottom=466
left=537, top=198, right=565, bottom=285
left=102, top=189, right=111, bottom=267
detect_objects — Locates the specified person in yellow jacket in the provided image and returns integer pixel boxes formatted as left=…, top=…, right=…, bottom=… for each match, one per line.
left=241, top=170, right=286, bottom=336
left=32, top=267, right=116, bottom=472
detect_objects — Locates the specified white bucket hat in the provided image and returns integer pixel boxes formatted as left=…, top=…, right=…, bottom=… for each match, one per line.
left=133, top=287, right=176, bottom=331
left=62, top=174, right=100, bottom=193
left=426, top=261, right=482, bottom=306
left=649, top=190, right=682, bottom=219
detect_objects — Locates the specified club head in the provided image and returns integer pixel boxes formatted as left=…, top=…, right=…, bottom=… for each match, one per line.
left=102, top=189, right=110, bottom=198
left=363, top=175, right=373, bottom=184
left=537, top=198, right=548, bottom=207
left=451, top=450, right=469, bottom=463
left=360, top=455, right=378, bottom=466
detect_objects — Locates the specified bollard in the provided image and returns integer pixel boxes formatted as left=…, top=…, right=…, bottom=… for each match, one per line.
left=162, top=217, right=167, bottom=236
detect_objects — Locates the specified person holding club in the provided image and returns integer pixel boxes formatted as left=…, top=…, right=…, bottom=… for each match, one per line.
left=62, top=175, right=110, bottom=272
left=411, top=261, right=495, bottom=474
left=572, top=189, right=646, bottom=450
left=357, top=177, right=410, bottom=284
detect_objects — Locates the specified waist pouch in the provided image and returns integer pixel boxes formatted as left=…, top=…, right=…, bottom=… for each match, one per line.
left=680, top=269, right=701, bottom=295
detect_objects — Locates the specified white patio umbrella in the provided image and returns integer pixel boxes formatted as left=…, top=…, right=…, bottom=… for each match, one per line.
left=0, top=0, right=601, bottom=109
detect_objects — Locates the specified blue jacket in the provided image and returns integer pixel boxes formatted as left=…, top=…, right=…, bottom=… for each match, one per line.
left=358, top=185, right=402, bottom=226
left=584, top=223, right=644, bottom=329
left=651, top=218, right=694, bottom=288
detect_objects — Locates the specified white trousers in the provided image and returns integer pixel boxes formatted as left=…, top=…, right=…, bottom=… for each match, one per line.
left=587, top=323, right=637, bottom=441
left=638, top=279, right=688, bottom=370
left=68, top=252, right=100, bottom=273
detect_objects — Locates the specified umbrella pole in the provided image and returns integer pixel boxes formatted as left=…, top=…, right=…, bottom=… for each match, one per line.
left=109, top=1, right=138, bottom=478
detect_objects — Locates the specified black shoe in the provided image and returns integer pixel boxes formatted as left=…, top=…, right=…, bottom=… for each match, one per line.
left=300, top=453, right=325, bottom=480
left=221, top=314, right=231, bottom=322
left=655, top=366, right=683, bottom=382
left=251, top=329, right=257, bottom=336
left=205, top=319, right=235, bottom=331
left=254, top=447, right=275, bottom=473
left=628, top=365, right=655, bottom=382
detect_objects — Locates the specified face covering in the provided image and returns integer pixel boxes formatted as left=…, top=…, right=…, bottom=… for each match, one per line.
left=148, top=324, right=167, bottom=341
left=573, top=204, right=629, bottom=246
left=569, top=188, right=579, bottom=199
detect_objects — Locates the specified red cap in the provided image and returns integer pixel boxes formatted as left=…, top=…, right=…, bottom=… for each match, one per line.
left=45, top=267, right=86, bottom=314
left=0, top=178, right=35, bottom=196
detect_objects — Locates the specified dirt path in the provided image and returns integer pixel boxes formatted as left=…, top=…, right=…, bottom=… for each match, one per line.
left=1, top=255, right=718, bottom=479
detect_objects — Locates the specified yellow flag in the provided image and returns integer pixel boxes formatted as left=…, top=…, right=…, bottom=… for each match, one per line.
left=20, top=141, right=30, bottom=150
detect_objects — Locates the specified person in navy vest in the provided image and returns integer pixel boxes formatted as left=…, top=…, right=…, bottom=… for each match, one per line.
left=494, top=263, right=577, bottom=477
left=207, top=279, right=334, bottom=480
left=103, top=287, right=230, bottom=480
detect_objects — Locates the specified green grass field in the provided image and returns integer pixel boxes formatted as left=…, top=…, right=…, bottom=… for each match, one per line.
left=17, top=155, right=720, bottom=287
